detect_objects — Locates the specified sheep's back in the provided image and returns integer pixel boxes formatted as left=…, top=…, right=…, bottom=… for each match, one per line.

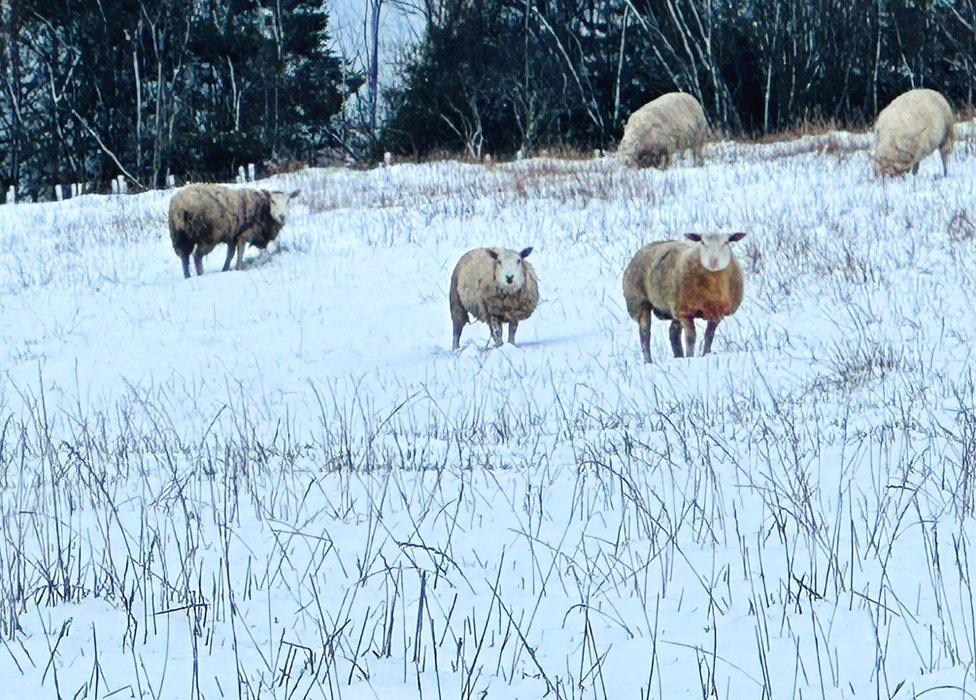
left=622, top=241, right=687, bottom=319
left=452, top=249, right=497, bottom=322
left=619, top=93, right=707, bottom=162
left=875, top=89, right=954, bottom=168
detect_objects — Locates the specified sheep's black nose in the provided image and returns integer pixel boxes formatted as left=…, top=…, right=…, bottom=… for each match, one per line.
left=506, top=275, right=514, bottom=284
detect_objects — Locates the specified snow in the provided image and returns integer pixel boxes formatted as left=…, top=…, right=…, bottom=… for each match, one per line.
left=1, top=133, right=976, bottom=697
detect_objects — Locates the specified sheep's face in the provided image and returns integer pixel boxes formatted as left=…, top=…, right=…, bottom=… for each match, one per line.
left=873, top=156, right=910, bottom=177
left=685, top=232, right=746, bottom=272
left=487, top=247, right=533, bottom=293
left=636, top=147, right=669, bottom=169
left=269, top=189, right=300, bottom=225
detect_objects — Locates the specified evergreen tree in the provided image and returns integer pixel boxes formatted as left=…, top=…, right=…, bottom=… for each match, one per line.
left=0, top=0, right=357, bottom=195
left=269, top=0, right=350, bottom=160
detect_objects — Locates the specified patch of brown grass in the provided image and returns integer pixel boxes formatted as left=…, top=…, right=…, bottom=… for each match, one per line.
left=747, top=118, right=864, bottom=144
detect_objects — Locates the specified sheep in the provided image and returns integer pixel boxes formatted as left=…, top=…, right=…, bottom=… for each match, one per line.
left=873, top=88, right=955, bottom=177
left=168, top=183, right=299, bottom=279
left=622, top=232, right=746, bottom=362
left=618, top=92, right=708, bottom=169
left=449, top=247, right=538, bottom=349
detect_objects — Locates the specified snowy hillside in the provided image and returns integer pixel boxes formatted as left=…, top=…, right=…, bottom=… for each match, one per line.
left=1, top=133, right=976, bottom=698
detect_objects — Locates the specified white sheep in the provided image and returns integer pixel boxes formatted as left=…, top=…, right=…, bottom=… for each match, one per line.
left=873, top=88, right=955, bottom=177
left=622, top=232, right=746, bottom=362
left=618, top=92, right=708, bottom=169
left=449, top=247, right=539, bottom=349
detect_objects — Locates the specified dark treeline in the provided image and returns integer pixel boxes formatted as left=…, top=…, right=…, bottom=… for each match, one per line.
left=3, top=1, right=976, bottom=198
left=0, top=0, right=358, bottom=199
left=382, top=0, right=976, bottom=157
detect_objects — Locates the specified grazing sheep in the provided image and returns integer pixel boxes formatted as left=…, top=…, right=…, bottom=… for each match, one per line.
left=873, top=89, right=955, bottom=177
left=618, top=92, right=708, bottom=169
left=450, top=247, right=538, bottom=349
left=169, top=183, right=299, bottom=279
left=623, top=233, right=746, bottom=362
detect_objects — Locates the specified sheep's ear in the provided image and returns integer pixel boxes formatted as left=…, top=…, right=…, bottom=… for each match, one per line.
left=486, top=249, right=499, bottom=261
left=288, top=189, right=300, bottom=200
left=519, top=247, right=533, bottom=259
left=728, top=232, right=747, bottom=243
left=684, top=233, right=703, bottom=242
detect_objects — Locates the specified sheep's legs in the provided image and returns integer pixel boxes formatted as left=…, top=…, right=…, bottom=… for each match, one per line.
left=702, top=320, right=720, bottom=355
left=221, top=243, right=236, bottom=272
left=450, top=286, right=467, bottom=350
left=488, top=317, right=504, bottom=347
left=911, top=163, right=920, bottom=176
left=638, top=309, right=653, bottom=363
left=940, top=147, right=950, bottom=177
left=193, top=251, right=205, bottom=276
left=668, top=320, right=683, bottom=358
left=451, top=321, right=465, bottom=350
left=507, top=321, right=519, bottom=345
left=681, top=318, right=697, bottom=357
left=235, top=239, right=248, bottom=270
left=180, top=254, right=191, bottom=279
left=693, top=146, right=704, bottom=167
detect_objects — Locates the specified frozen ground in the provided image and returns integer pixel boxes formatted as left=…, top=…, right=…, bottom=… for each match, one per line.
left=1, top=133, right=976, bottom=698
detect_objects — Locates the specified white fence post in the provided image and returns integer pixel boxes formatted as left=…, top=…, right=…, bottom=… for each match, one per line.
left=167, top=173, right=176, bottom=188
left=5, top=185, right=14, bottom=204
left=383, top=151, right=393, bottom=167
left=247, top=163, right=255, bottom=182
left=237, top=166, right=245, bottom=183
left=55, top=184, right=63, bottom=202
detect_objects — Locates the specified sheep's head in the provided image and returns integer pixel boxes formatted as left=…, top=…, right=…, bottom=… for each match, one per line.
left=486, top=247, right=533, bottom=292
left=636, top=147, right=670, bottom=169
left=872, top=155, right=910, bottom=177
left=685, top=232, right=746, bottom=272
left=872, top=138, right=917, bottom=177
left=268, top=189, right=300, bottom=225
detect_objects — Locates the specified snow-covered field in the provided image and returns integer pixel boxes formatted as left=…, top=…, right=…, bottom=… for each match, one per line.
left=2, top=133, right=976, bottom=698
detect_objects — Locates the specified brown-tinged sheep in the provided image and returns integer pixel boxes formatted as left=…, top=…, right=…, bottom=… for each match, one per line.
left=618, top=92, right=708, bottom=169
left=873, top=89, right=955, bottom=177
left=623, top=233, right=746, bottom=362
left=169, top=183, right=299, bottom=279
left=449, top=247, right=539, bottom=349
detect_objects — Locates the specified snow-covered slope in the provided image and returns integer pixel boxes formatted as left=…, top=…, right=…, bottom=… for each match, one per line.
left=1, top=134, right=975, bottom=697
